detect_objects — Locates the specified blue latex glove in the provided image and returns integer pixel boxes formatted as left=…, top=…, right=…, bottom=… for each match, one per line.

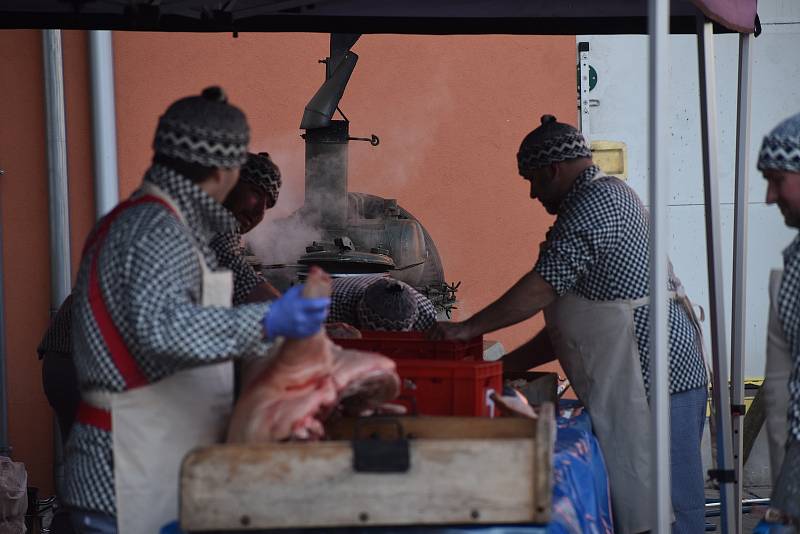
left=753, top=519, right=796, bottom=533
left=262, top=284, right=330, bottom=340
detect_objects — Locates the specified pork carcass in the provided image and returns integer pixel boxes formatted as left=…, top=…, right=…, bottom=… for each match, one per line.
left=226, top=267, right=337, bottom=443
left=325, top=322, right=362, bottom=339
left=329, top=344, right=401, bottom=416
left=226, top=267, right=402, bottom=442
left=490, top=390, right=539, bottom=420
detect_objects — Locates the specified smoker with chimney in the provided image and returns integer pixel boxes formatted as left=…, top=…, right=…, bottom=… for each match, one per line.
left=261, top=34, right=455, bottom=316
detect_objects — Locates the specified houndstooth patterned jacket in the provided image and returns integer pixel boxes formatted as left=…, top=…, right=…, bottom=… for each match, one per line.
left=209, top=231, right=264, bottom=305
left=534, top=165, right=708, bottom=397
left=37, top=235, right=263, bottom=360
left=63, top=164, right=272, bottom=515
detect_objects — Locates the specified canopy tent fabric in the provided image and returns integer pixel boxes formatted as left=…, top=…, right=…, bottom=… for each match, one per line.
left=694, top=0, right=758, bottom=33
left=1, top=0, right=759, bottom=531
left=0, top=0, right=757, bottom=34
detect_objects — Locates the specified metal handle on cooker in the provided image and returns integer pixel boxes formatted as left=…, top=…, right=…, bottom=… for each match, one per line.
left=348, top=134, right=380, bottom=146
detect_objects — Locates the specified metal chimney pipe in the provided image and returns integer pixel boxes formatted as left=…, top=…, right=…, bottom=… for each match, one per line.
left=304, top=120, right=349, bottom=228
left=89, top=30, right=120, bottom=219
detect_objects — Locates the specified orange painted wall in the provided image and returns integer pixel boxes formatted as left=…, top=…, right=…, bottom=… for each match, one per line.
left=113, top=31, right=575, bottom=356
left=0, top=29, right=95, bottom=495
left=1, top=30, right=574, bottom=494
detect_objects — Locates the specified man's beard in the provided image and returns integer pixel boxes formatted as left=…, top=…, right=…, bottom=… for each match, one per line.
left=778, top=203, right=800, bottom=228
left=783, top=211, right=800, bottom=229
left=542, top=200, right=559, bottom=215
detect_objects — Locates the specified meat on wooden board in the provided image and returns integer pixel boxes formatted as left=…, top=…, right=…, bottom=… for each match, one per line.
left=227, top=267, right=401, bottom=442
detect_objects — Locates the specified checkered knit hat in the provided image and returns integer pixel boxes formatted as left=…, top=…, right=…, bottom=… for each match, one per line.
left=758, top=112, right=800, bottom=173
left=240, top=152, right=282, bottom=206
left=153, top=86, right=249, bottom=169
left=517, top=115, right=592, bottom=175
left=356, top=278, right=419, bottom=331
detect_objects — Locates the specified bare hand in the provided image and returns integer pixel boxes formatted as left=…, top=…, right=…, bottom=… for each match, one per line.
left=429, top=321, right=474, bottom=341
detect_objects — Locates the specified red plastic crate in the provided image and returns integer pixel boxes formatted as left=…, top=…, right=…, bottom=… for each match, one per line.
left=331, top=331, right=483, bottom=360
left=393, top=358, right=503, bottom=417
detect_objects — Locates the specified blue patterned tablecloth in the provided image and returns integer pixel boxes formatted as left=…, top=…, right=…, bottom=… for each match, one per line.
left=408, top=402, right=614, bottom=534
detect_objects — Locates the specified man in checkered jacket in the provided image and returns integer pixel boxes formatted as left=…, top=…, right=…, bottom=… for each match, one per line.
left=756, top=111, right=800, bottom=530
left=211, top=151, right=283, bottom=304
left=63, top=87, right=329, bottom=533
left=38, top=153, right=283, bottom=457
left=434, top=115, right=708, bottom=533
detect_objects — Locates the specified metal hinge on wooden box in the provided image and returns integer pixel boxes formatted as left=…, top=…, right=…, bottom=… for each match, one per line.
left=179, top=407, right=555, bottom=531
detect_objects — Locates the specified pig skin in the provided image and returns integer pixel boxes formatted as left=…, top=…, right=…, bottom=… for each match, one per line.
left=226, top=267, right=337, bottom=442
left=226, top=267, right=401, bottom=442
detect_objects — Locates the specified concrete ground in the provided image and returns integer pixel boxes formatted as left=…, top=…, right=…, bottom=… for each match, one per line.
left=704, top=486, right=771, bottom=532
left=701, top=412, right=775, bottom=531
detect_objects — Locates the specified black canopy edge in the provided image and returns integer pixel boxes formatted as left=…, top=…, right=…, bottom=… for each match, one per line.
left=0, top=13, right=739, bottom=35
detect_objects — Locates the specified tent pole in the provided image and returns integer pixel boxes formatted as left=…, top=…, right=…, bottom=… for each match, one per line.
left=648, top=0, right=671, bottom=532
left=730, top=31, right=753, bottom=534
left=696, top=16, right=736, bottom=534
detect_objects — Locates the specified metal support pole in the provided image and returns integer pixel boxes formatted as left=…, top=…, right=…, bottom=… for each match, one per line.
left=696, top=16, right=736, bottom=533
left=43, top=28, right=72, bottom=499
left=578, top=41, right=591, bottom=141
left=43, top=29, right=72, bottom=308
left=0, top=172, right=9, bottom=457
left=89, top=30, right=119, bottom=219
left=730, top=31, right=753, bottom=534
left=648, top=1, right=671, bottom=531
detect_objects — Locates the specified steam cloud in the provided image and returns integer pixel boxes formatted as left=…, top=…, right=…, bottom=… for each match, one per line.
left=244, top=134, right=318, bottom=265
left=244, top=138, right=348, bottom=266
left=243, top=55, right=455, bottom=270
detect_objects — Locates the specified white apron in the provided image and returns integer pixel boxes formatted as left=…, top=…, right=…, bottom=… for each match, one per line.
left=542, top=171, right=709, bottom=533
left=764, top=269, right=791, bottom=484
left=545, top=292, right=657, bottom=534
left=545, top=285, right=705, bottom=534
left=82, top=184, right=234, bottom=534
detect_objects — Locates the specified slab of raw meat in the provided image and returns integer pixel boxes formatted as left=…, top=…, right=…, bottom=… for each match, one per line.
left=226, top=268, right=337, bottom=443
left=490, top=390, right=539, bottom=420
left=227, top=267, right=403, bottom=442
left=325, top=322, right=362, bottom=339
left=328, top=344, right=401, bottom=416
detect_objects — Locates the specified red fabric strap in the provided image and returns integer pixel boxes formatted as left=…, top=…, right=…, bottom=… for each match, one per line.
left=76, top=401, right=112, bottom=432
left=85, top=194, right=177, bottom=391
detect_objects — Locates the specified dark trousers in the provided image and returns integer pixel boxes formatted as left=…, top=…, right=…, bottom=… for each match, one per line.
left=41, top=351, right=80, bottom=444
left=41, top=351, right=80, bottom=534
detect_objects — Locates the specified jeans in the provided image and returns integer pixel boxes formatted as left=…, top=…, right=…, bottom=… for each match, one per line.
left=670, top=386, right=708, bottom=534
left=69, top=509, right=117, bottom=534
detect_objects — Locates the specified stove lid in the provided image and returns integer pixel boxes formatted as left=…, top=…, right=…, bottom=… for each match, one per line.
left=298, top=238, right=395, bottom=274
left=298, top=249, right=395, bottom=271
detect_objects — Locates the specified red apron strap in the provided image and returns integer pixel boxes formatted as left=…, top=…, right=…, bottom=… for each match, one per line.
left=75, top=400, right=112, bottom=432
left=86, top=194, right=177, bottom=389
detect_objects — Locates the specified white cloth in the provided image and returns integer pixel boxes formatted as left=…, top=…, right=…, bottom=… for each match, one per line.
left=545, top=292, right=666, bottom=534
left=765, top=269, right=792, bottom=484
left=112, top=184, right=234, bottom=534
